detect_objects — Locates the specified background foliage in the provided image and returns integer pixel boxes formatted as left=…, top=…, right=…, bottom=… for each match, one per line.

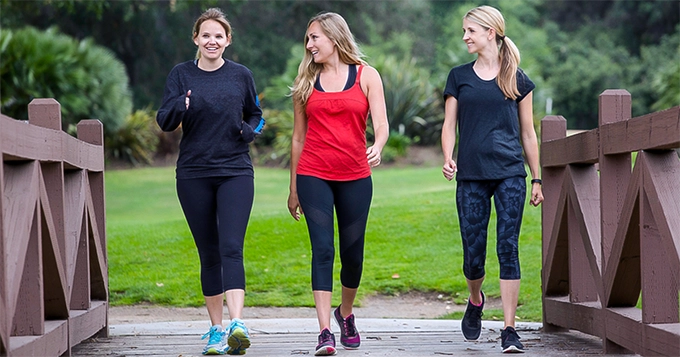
left=0, top=26, right=132, bottom=135
left=1, top=0, right=678, bottom=164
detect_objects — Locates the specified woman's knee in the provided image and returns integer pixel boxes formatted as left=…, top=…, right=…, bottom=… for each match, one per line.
left=464, top=265, right=486, bottom=281
left=497, top=250, right=520, bottom=280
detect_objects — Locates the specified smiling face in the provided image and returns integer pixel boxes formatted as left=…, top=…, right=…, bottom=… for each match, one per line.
left=305, top=21, right=336, bottom=64
left=462, top=18, right=493, bottom=54
left=193, top=19, right=231, bottom=61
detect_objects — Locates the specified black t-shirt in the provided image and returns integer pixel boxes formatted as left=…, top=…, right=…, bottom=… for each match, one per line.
left=156, top=60, right=262, bottom=179
left=443, top=61, right=535, bottom=181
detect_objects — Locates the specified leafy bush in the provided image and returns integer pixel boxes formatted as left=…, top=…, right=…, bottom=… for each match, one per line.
left=368, top=54, right=443, bottom=145
left=0, top=26, right=132, bottom=135
left=381, top=131, right=412, bottom=163
left=255, top=108, right=294, bottom=167
left=105, top=108, right=160, bottom=166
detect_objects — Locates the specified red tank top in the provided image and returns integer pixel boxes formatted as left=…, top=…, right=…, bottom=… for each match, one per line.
left=297, top=65, right=371, bottom=181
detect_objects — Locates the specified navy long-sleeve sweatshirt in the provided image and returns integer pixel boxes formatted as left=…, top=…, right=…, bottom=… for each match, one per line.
left=156, top=59, right=262, bottom=179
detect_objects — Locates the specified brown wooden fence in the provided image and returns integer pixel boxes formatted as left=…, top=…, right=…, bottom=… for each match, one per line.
left=0, top=99, right=108, bottom=356
left=541, top=90, right=680, bottom=355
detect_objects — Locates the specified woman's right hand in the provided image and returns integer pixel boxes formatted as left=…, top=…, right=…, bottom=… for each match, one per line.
left=287, top=192, right=303, bottom=221
left=442, top=159, right=457, bottom=181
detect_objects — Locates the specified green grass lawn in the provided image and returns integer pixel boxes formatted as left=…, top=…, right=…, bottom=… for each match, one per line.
left=106, top=165, right=544, bottom=322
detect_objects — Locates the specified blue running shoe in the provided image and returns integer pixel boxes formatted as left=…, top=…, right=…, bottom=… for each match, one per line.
left=226, top=318, right=251, bottom=355
left=201, top=325, right=227, bottom=355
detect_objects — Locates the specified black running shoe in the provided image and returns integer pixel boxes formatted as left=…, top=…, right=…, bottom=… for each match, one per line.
left=501, top=326, right=525, bottom=353
left=461, top=291, right=485, bottom=340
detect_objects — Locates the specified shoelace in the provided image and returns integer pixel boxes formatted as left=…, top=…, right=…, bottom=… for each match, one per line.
left=505, top=328, right=519, bottom=340
left=202, top=327, right=223, bottom=345
left=319, top=329, right=333, bottom=343
left=343, top=315, right=357, bottom=336
left=464, top=305, right=483, bottom=321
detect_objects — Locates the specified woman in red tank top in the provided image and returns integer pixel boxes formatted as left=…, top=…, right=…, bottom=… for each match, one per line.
left=287, top=12, right=389, bottom=356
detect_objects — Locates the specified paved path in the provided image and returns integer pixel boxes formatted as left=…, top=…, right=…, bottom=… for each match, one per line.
left=71, top=318, right=633, bottom=357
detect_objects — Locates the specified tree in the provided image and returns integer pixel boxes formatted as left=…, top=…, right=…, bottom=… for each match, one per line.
left=0, top=26, right=132, bottom=134
left=543, top=26, right=632, bottom=129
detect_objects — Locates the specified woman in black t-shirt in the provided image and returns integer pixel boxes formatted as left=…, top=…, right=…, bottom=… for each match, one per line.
left=440, top=5, right=543, bottom=354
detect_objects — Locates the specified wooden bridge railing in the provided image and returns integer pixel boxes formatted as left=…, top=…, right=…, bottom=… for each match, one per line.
left=541, top=89, right=680, bottom=355
left=0, top=99, right=108, bottom=356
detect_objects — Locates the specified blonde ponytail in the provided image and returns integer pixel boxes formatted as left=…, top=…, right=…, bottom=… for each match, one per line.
left=498, top=35, right=521, bottom=100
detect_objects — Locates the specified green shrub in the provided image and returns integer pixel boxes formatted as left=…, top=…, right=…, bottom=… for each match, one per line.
left=256, top=108, right=294, bottom=167
left=368, top=54, right=443, bottom=145
left=386, top=131, right=412, bottom=156
left=0, top=26, right=131, bottom=135
left=105, top=107, right=160, bottom=166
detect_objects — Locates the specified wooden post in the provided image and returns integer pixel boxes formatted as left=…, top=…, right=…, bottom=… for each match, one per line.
left=598, top=90, right=632, bottom=273
left=28, top=98, right=62, bottom=131
left=540, top=115, right=568, bottom=333
left=76, top=120, right=104, bottom=146
left=598, top=90, right=636, bottom=354
left=0, top=133, right=6, bottom=355
left=541, top=115, right=567, bottom=263
left=76, top=120, right=108, bottom=338
left=76, top=120, right=107, bottom=285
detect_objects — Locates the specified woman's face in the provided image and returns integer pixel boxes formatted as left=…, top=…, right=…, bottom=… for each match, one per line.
left=194, top=19, right=231, bottom=61
left=305, top=21, right=335, bottom=63
left=462, top=18, right=492, bottom=54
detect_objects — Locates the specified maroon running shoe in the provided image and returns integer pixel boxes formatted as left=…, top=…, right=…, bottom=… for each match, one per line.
left=314, top=328, right=337, bottom=356
left=333, top=305, right=360, bottom=349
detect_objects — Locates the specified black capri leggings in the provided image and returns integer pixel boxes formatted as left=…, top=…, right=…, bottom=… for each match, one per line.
left=176, top=175, right=253, bottom=296
left=456, top=176, right=526, bottom=281
left=297, top=175, right=373, bottom=291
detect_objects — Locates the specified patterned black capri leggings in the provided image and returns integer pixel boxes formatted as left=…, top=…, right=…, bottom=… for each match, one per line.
left=296, top=175, right=373, bottom=292
left=456, top=176, right=526, bottom=281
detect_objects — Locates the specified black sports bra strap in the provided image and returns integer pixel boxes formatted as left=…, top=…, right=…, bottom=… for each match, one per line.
left=314, top=64, right=357, bottom=92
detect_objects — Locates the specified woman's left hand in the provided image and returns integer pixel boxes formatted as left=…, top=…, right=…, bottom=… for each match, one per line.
left=366, top=146, right=382, bottom=167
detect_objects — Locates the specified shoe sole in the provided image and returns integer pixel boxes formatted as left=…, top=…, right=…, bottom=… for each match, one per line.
left=225, top=347, right=245, bottom=356
left=314, top=346, right=337, bottom=356
left=341, top=344, right=360, bottom=350
left=227, top=328, right=250, bottom=355
left=462, top=330, right=481, bottom=341
left=502, top=345, right=525, bottom=353
left=203, top=347, right=226, bottom=355
left=462, top=327, right=481, bottom=341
